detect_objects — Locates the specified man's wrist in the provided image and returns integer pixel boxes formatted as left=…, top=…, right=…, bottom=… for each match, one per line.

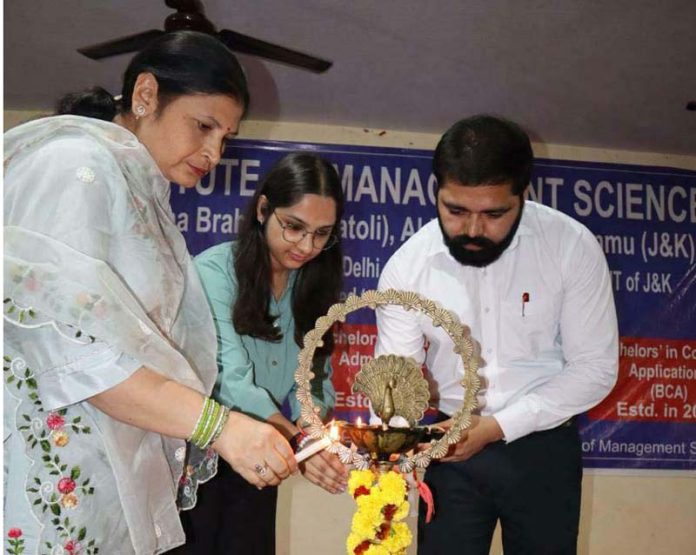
left=483, top=415, right=505, bottom=442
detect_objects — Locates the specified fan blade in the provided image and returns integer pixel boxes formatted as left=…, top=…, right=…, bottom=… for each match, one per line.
left=78, top=30, right=165, bottom=60
left=218, top=29, right=331, bottom=73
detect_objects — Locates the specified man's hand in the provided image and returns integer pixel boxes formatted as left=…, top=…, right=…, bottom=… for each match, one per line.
left=300, top=450, right=348, bottom=494
left=438, top=415, right=504, bottom=463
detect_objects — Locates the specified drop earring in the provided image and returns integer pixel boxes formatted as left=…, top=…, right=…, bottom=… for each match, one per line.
left=134, top=105, right=146, bottom=120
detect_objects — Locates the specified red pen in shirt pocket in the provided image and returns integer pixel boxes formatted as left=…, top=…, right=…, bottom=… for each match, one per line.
left=521, top=292, right=530, bottom=317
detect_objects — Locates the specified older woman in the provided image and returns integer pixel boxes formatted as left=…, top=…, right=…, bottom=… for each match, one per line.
left=3, top=31, right=296, bottom=555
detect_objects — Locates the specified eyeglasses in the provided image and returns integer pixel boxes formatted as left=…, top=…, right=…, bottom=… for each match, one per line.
left=272, top=211, right=338, bottom=251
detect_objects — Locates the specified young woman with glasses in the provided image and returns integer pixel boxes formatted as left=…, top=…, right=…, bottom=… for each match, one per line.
left=177, top=152, right=348, bottom=554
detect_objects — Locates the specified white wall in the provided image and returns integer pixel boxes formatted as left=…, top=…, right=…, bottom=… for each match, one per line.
left=5, top=111, right=696, bottom=554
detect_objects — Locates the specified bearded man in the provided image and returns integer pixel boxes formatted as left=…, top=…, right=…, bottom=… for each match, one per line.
left=375, top=115, right=618, bottom=555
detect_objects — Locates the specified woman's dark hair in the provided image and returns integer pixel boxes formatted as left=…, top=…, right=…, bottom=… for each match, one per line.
left=433, top=115, right=533, bottom=195
left=56, top=31, right=248, bottom=121
left=233, top=152, right=344, bottom=356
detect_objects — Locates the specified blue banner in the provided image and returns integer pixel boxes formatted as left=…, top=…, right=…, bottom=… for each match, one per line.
left=170, top=139, right=696, bottom=472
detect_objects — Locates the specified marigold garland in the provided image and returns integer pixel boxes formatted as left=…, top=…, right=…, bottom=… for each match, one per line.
left=346, top=469, right=412, bottom=555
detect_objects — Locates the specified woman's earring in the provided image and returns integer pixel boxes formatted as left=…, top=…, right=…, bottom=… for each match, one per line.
left=134, top=105, right=146, bottom=120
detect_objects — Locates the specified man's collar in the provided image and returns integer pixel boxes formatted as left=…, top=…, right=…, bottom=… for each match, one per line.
left=506, top=201, right=533, bottom=251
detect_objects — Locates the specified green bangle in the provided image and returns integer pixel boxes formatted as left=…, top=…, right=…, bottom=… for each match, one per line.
left=189, top=397, right=208, bottom=444
left=190, top=398, right=232, bottom=450
left=190, top=397, right=216, bottom=448
left=200, top=401, right=219, bottom=446
left=209, top=406, right=230, bottom=446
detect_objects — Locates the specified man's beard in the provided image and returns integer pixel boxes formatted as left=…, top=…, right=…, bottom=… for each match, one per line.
left=438, top=203, right=524, bottom=268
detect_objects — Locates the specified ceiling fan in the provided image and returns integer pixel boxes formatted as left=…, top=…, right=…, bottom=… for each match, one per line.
left=77, top=0, right=332, bottom=73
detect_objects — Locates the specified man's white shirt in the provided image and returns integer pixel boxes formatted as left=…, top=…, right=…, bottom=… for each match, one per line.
left=375, top=201, right=619, bottom=442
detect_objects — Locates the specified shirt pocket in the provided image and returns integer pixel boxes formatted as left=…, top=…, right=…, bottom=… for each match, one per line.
left=498, top=293, right=560, bottom=363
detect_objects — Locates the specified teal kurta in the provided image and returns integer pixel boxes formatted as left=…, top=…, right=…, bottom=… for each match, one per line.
left=195, top=241, right=334, bottom=421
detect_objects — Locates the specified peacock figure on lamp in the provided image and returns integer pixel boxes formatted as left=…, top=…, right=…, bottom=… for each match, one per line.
left=342, top=354, right=432, bottom=469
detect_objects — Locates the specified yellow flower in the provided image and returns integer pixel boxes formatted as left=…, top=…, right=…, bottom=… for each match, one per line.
left=356, top=493, right=384, bottom=517
left=378, top=471, right=404, bottom=489
left=398, top=524, right=413, bottom=549
left=376, top=472, right=407, bottom=505
left=51, top=430, right=70, bottom=447
left=365, top=545, right=390, bottom=555
left=351, top=510, right=377, bottom=539
left=348, top=469, right=375, bottom=497
left=346, top=532, right=364, bottom=553
left=61, top=493, right=79, bottom=509
left=393, top=500, right=409, bottom=521
left=386, top=522, right=412, bottom=551
left=346, top=470, right=413, bottom=554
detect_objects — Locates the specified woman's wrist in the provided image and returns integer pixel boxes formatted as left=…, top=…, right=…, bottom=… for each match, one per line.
left=210, top=409, right=238, bottom=456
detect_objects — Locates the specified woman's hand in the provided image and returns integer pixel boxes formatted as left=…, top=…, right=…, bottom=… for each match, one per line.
left=299, top=450, right=348, bottom=494
left=213, top=411, right=298, bottom=488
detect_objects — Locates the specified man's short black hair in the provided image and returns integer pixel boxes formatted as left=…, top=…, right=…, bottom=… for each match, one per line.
left=433, top=115, right=533, bottom=195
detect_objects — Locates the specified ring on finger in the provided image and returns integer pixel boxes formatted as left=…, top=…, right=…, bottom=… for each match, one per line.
left=254, top=462, right=269, bottom=476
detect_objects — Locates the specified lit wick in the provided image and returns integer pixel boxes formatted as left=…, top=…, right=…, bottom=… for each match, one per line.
left=355, top=416, right=363, bottom=427
left=295, top=421, right=338, bottom=464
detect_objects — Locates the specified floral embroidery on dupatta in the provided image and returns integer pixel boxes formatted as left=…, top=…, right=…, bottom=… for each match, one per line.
left=3, top=261, right=103, bottom=346
left=4, top=350, right=101, bottom=554
left=176, top=444, right=219, bottom=511
left=6, top=528, right=25, bottom=555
